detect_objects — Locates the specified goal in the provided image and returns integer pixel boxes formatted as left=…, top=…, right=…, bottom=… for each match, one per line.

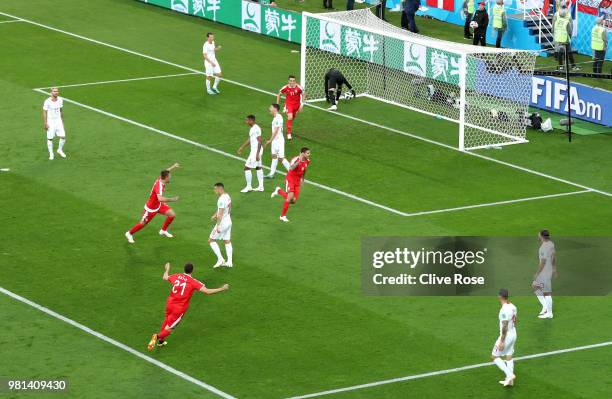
left=299, top=9, right=537, bottom=151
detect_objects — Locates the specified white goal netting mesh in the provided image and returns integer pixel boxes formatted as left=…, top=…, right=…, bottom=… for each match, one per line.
left=301, top=9, right=537, bottom=150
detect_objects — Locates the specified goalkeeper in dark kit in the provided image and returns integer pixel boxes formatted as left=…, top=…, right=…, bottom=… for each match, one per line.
left=324, top=68, right=356, bottom=111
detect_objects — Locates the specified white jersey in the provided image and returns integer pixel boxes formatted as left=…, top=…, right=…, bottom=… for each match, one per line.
left=538, top=240, right=555, bottom=279
left=249, top=124, right=262, bottom=155
left=498, top=302, right=517, bottom=336
left=43, top=97, right=63, bottom=122
left=271, top=114, right=284, bottom=143
left=203, top=41, right=217, bottom=64
left=216, top=193, right=231, bottom=224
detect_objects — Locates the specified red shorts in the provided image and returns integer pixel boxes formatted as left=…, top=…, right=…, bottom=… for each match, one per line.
left=285, top=178, right=301, bottom=200
left=284, top=103, right=300, bottom=116
left=163, top=303, right=187, bottom=330
left=141, top=203, right=171, bottom=224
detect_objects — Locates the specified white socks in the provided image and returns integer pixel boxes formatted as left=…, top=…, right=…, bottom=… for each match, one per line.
left=206, top=79, right=211, bottom=91
left=545, top=296, right=553, bottom=314
left=210, top=242, right=224, bottom=261
left=493, top=357, right=510, bottom=379
left=282, top=158, right=291, bottom=170
left=225, top=243, right=233, bottom=264
left=244, top=170, right=252, bottom=188
left=256, top=169, right=264, bottom=188
left=58, top=138, right=65, bottom=151
left=47, top=140, right=54, bottom=156
left=506, top=359, right=514, bottom=378
left=213, top=77, right=220, bottom=89
left=270, top=158, right=278, bottom=175
left=535, top=290, right=547, bottom=311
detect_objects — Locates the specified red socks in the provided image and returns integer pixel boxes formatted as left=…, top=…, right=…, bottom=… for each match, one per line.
left=287, top=118, right=293, bottom=134
left=278, top=189, right=288, bottom=199
left=157, top=328, right=171, bottom=341
left=129, top=223, right=145, bottom=235
left=281, top=201, right=290, bottom=217
left=161, top=215, right=175, bottom=231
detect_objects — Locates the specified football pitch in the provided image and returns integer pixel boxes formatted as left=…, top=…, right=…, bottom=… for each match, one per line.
left=1, top=1, right=611, bottom=398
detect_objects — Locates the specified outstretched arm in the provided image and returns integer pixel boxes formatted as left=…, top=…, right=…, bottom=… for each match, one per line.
left=166, top=163, right=180, bottom=172
left=200, top=283, right=229, bottom=295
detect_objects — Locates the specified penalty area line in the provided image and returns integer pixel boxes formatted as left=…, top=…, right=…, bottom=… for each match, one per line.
left=4, top=10, right=611, bottom=198
left=286, top=341, right=612, bottom=399
left=34, top=72, right=200, bottom=90
left=0, top=286, right=238, bottom=399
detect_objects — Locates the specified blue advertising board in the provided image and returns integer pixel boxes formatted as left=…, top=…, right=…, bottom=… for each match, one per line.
left=530, top=76, right=612, bottom=126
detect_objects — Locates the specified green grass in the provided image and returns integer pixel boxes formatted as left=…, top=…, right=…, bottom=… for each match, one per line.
left=0, top=1, right=611, bottom=398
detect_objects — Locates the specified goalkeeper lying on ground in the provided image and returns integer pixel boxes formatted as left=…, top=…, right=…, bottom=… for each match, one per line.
left=324, top=68, right=356, bottom=111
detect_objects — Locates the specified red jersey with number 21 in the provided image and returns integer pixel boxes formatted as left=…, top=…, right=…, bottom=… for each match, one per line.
left=287, top=156, right=310, bottom=184
left=167, top=273, right=204, bottom=309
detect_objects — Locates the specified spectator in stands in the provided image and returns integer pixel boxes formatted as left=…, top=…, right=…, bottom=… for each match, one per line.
left=463, top=0, right=476, bottom=39
left=404, top=0, right=421, bottom=33
left=347, top=0, right=355, bottom=10
left=553, top=6, right=579, bottom=70
left=471, top=2, right=489, bottom=46
left=591, top=17, right=608, bottom=74
left=492, top=0, right=507, bottom=48
left=323, top=0, right=333, bottom=9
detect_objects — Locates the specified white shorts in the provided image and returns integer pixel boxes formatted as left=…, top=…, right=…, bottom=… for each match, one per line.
left=209, top=220, right=231, bottom=241
left=534, top=274, right=552, bottom=292
left=270, top=139, right=285, bottom=159
left=245, top=148, right=263, bottom=169
left=205, top=61, right=221, bottom=76
left=46, top=122, right=65, bottom=140
left=492, top=333, right=516, bottom=357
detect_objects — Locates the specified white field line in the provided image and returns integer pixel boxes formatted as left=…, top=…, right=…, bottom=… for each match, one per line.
left=0, top=286, right=237, bottom=399
left=403, top=189, right=592, bottom=217
left=33, top=88, right=590, bottom=217
left=35, top=72, right=199, bottom=90
left=4, top=10, right=611, bottom=198
left=286, top=341, right=612, bottom=399
left=0, top=19, right=22, bottom=24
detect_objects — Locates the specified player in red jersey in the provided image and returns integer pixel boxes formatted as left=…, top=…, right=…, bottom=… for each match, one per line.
left=147, top=262, right=229, bottom=351
left=276, top=75, right=303, bottom=140
left=271, top=147, right=311, bottom=222
left=125, top=163, right=180, bottom=244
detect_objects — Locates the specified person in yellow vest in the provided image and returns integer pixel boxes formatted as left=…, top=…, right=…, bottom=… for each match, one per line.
left=553, top=6, right=578, bottom=71
left=591, top=17, right=608, bottom=74
left=492, top=0, right=507, bottom=48
left=463, top=0, right=476, bottom=39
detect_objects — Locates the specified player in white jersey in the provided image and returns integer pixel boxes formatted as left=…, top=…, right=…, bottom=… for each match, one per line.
left=208, top=182, right=233, bottom=268
left=533, top=229, right=557, bottom=319
left=265, top=104, right=291, bottom=179
left=202, top=32, right=222, bottom=95
left=42, top=87, right=67, bottom=160
left=237, top=115, right=264, bottom=193
left=491, top=288, right=517, bottom=387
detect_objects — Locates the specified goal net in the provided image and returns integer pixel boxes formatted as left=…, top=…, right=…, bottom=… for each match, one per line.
left=300, top=9, right=537, bottom=151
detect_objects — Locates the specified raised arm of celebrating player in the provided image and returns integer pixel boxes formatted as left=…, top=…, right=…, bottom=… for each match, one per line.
left=162, top=262, right=171, bottom=280
left=166, top=162, right=180, bottom=172
left=200, top=283, right=229, bottom=295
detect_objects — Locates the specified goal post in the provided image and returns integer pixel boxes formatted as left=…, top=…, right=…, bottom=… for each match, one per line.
left=300, top=9, right=537, bottom=151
